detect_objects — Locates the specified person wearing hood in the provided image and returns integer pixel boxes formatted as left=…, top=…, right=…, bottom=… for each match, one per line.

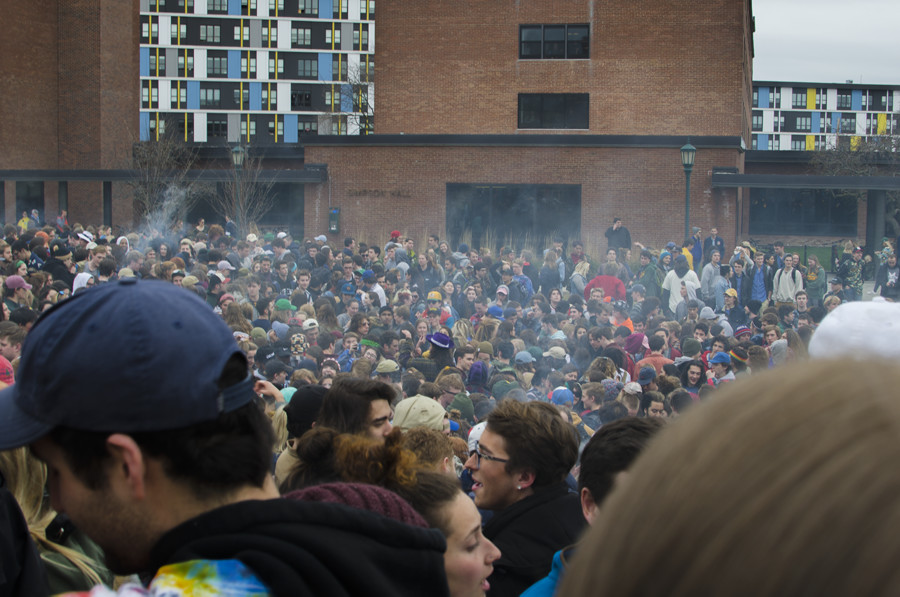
left=661, top=255, right=701, bottom=317
left=41, top=240, right=76, bottom=291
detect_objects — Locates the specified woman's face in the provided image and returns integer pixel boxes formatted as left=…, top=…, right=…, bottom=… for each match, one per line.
left=466, top=288, right=476, bottom=301
left=662, top=254, right=671, bottom=265
left=766, top=255, right=775, bottom=266
left=687, top=365, right=702, bottom=386
left=440, top=242, right=449, bottom=254
left=464, top=428, right=521, bottom=511
left=443, top=281, right=455, bottom=296
left=576, top=327, right=586, bottom=340
left=442, top=492, right=501, bottom=597
left=322, top=365, right=337, bottom=378
left=345, top=338, right=359, bottom=353
left=320, top=376, right=333, bottom=389
left=550, top=289, right=561, bottom=303
left=418, top=254, right=428, bottom=268
left=16, top=263, right=27, bottom=276
left=145, top=249, right=156, bottom=261
left=417, top=320, right=429, bottom=335
left=2, top=302, right=10, bottom=320
left=159, top=245, right=168, bottom=257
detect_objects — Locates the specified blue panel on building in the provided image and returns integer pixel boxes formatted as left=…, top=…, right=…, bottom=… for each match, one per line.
left=228, top=0, right=241, bottom=15
left=187, top=81, right=200, bottom=110
left=811, top=111, right=821, bottom=133
left=758, top=134, right=768, bottom=148
left=851, top=90, right=862, bottom=111
left=341, top=84, right=353, bottom=112
left=284, top=114, right=298, bottom=143
left=320, top=0, right=333, bottom=17
left=250, top=82, right=262, bottom=110
left=140, top=47, right=150, bottom=77
left=228, top=51, right=241, bottom=79
left=139, top=113, right=150, bottom=141
left=758, top=86, right=769, bottom=109
left=318, top=53, right=331, bottom=81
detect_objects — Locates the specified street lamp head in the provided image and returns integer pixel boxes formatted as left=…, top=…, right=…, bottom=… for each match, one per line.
left=231, top=145, right=246, bottom=169
left=681, top=141, right=697, bottom=170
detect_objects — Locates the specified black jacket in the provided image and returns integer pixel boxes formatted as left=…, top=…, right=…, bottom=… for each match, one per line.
left=483, top=483, right=586, bottom=597
left=42, top=257, right=76, bottom=291
left=0, top=487, right=48, bottom=597
left=149, top=497, right=449, bottom=597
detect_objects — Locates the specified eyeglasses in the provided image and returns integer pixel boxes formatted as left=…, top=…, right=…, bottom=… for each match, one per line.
left=472, top=441, right=509, bottom=468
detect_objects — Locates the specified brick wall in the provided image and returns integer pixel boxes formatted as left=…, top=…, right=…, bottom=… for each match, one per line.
left=303, top=144, right=742, bottom=254
left=376, top=0, right=751, bottom=139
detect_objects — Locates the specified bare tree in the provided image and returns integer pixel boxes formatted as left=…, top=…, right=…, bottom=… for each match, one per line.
left=129, top=130, right=211, bottom=227
left=810, top=135, right=900, bottom=236
left=320, top=63, right=373, bottom=135
left=208, top=145, right=276, bottom=237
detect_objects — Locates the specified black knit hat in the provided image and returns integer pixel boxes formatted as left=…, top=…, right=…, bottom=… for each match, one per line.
left=285, top=483, right=428, bottom=529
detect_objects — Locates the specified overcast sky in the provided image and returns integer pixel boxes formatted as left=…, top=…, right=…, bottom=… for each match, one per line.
left=752, top=0, right=900, bottom=84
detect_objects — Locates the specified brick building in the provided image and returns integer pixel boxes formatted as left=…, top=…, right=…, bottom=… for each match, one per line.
left=303, top=0, right=754, bottom=254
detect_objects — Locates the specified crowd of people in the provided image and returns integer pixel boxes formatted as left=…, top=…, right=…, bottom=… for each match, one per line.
left=0, top=212, right=898, bottom=596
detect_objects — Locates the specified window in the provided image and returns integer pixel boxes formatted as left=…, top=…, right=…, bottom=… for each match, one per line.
left=324, top=90, right=335, bottom=110
left=240, top=119, right=257, bottom=137
left=838, top=113, right=856, bottom=134
left=208, top=55, right=227, bottom=76
left=767, top=136, right=780, bottom=150
left=768, top=88, right=781, bottom=109
left=269, top=0, right=284, bottom=10
left=261, top=23, right=277, bottom=44
left=171, top=23, right=187, bottom=40
left=790, top=136, right=805, bottom=151
left=751, top=136, right=758, bottom=150
left=298, top=59, right=317, bottom=78
left=749, top=188, right=857, bottom=236
left=149, top=53, right=166, bottom=74
left=292, top=27, right=311, bottom=46
left=815, top=88, right=826, bottom=109
left=208, top=118, right=227, bottom=137
left=234, top=88, right=249, bottom=108
left=142, top=22, right=159, bottom=41
left=199, top=88, right=220, bottom=107
left=200, top=25, right=220, bottom=43
left=291, top=90, right=311, bottom=108
left=149, top=117, right=165, bottom=135
left=332, top=55, right=347, bottom=80
left=752, top=89, right=759, bottom=108
left=361, top=0, right=374, bottom=16
left=814, top=136, right=828, bottom=151
left=360, top=115, right=373, bottom=134
left=177, top=0, right=194, bottom=9
left=240, top=0, right=257, bottom=14
left=298, top=0, right=317, bottom=15
left=241, top=56, right=257, bottom=76
left=518, top=93, right=589, bottom=129
left=171, top=86, right=187, bottom=107
left=268, top=58, right=284, bottom=76
left=299, top=119, right=317, bottom=135
left=176, top=117, right=194, bottom=138
left=796, top=115, right=811, bottom=132
left=333, top=0, right=347, bottom=18
left=325, top=29, right=341, bottom=45
left=751, top=111, right=763, bottom=131
left=519, top=24, right=589, bottom=59
left=262, top=88, right=277, bottom=107
left=774, top=112, right=784, bottom=131
left=791, top=89, right=807, bottom=109
left=142, top=84, right=158, bottom=108
left=208, top=0, right=227, bottom=11
left=234, top=25, right=249, bottom=42
left=177, top=52, right=194, bottom=76
left=267, top=119, right=284, bottom=137
left=837, top=90, right=852, bottom=110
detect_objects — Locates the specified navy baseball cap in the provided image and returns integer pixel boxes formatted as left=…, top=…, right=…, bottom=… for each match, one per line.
left=0, top=278, right=257, bottom=450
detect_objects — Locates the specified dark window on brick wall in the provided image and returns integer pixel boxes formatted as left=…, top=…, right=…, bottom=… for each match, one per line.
left=519, top=24, right=589, bottom=59
left=518, top=93, right=588, bottom=129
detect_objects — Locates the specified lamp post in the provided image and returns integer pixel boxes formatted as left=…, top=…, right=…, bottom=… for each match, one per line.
left=681, top=140, right=696, bottom=241
left=231, top=145, right=246, bottom=236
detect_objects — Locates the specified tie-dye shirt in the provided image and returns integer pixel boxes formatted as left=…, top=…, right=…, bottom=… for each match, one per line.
left=60, top=559, right=271, bottom=597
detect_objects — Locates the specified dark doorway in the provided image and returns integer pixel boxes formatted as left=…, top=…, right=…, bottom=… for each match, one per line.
left=446, top=184, right=581, bottom=253
left=16, top=182, right=44, bottom=223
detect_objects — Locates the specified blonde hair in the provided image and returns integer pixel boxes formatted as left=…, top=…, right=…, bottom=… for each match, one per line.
left=0, top=448, right=106, bottom=587
left=271, top=404, right=290, bottom=454
left=561, top=359, right=900, bottom=596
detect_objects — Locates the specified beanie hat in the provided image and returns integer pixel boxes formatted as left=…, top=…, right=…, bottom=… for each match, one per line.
left=682, top=338, right=702, bottom=356
left=285, top=483, right=427, bottom=528
left=600, top=378, right=624, bottom=402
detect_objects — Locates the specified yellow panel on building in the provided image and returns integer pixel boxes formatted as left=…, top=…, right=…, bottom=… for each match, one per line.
left=805, top=135, right=815, bottom=150
left=878, top=113, right=887, bottom=135
left=851, top=136, right=861, bottom=150
left=806, top=88, right=816, bottom=110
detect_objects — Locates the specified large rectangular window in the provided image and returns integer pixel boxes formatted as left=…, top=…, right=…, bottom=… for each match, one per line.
left=446, top=184, right=581, bottom=254
left=791, top=88, right=807, bottom=108
left=837, top=90, right=852, bottom=110
left=518, top=93, right=589, bottom=129
left=751, top=111, right=763, bottom=131
left=519, top=24, right=589, bottom=59
left=749, top=188, right=857, bottom=236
